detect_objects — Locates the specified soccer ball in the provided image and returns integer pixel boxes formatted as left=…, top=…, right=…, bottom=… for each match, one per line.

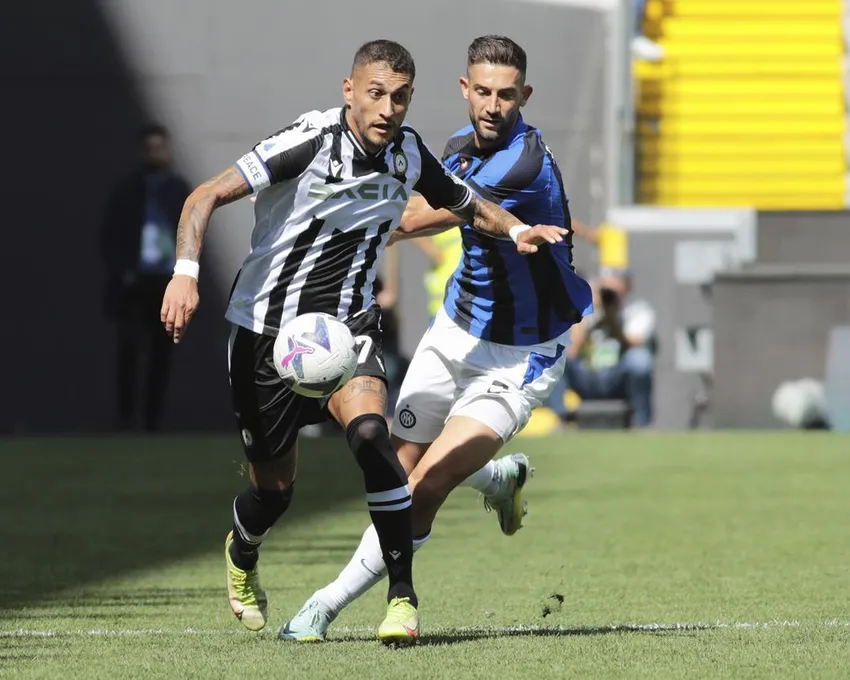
left=273, top=312, right=360, bottom=398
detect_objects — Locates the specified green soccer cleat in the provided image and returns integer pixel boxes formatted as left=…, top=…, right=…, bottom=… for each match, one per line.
left=225, top=531, right=268, bottom=631
left=278, top=596, right=337, bottom=642
left=483, top=453, right=533, bottom=536
left=378, top=597, right=419, bottom=646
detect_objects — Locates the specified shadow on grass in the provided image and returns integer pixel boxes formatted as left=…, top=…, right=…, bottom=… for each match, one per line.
left=0, top=435, right=360, bottom=610
left=415, top=623, right=711, bottom=647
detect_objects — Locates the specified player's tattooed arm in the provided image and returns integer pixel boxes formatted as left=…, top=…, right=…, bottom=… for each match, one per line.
left=175, top=166, right=251, bottom=261
left=452, top=195, right=568, bottom=255
left=450, top=194, right=524, bottom=238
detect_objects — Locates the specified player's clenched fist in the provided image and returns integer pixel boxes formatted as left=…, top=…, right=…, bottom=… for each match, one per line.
left=161, top=275, right=199, bottom=344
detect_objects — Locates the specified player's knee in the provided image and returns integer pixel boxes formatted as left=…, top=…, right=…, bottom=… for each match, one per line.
left=346, top=413, right=406, bottom=486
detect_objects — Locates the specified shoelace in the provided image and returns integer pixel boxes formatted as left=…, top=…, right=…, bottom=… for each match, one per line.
left=386, top=598, right=414, bottom=622
left=231, top=568, right=260, bottom=606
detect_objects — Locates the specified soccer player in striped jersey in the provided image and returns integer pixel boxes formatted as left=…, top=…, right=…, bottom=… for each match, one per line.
left=281, top=35, right=594, bottom=642
left=159, top=39, right=567, bottom=645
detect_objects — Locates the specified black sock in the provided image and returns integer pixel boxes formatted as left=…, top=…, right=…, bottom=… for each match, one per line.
left=230, top=485, right=294, bottom=571
left=346, top=414, right=417, bottom=607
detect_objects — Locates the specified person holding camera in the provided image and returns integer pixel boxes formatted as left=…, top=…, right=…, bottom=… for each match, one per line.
left=548, top=267, right=656, bottom=427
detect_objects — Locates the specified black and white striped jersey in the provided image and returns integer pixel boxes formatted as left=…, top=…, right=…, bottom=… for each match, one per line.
left=226, top=106, right=473, bottom=336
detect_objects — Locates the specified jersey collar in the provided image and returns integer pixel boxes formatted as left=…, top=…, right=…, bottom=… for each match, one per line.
left=340, top=105, right=387, bottom=160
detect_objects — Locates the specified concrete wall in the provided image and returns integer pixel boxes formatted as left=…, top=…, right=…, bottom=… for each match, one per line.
left=712, top=265, right=850, bottom=428
left=0, top=0, right=613, bottom=432
left=757, top=211, right=850, bottom=265
left=602, top=207, right=756, bottom=429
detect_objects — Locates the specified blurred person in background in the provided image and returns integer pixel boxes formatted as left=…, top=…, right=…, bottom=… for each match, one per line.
left=414, top=230, right=463, bottom=320
left=101, top=124, right=190, bottom=432
left=631, top=0, right=664, bottom=62
left=548, top=266, right=656, bottom=427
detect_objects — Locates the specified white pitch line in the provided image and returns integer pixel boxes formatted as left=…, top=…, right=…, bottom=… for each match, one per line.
left=2, top=620, right=850, bottom=639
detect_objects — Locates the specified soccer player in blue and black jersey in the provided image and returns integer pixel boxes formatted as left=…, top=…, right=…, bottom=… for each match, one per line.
left=280, top=35, right=593, bottom=642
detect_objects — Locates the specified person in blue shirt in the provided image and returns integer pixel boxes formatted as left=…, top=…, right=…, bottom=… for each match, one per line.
left=280, top=35, right=593, bottom=641
left=101, top=124, right=190, bottom=432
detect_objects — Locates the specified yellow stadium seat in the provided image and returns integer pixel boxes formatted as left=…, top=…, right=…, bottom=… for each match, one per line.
left=636, top=0, right=846, bottom=209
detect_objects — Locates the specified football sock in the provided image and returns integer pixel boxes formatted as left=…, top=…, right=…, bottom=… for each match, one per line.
left=316, top=525, right=431, bottom=615
left=346, top=414, right=417, bottom=606
left=230, top=485, right=294, bottom=571
left=461, top=460, right=501, bottom=496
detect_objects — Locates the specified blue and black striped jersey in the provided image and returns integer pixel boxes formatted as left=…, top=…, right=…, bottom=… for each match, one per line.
left=440, top=115, right=594, bottom=346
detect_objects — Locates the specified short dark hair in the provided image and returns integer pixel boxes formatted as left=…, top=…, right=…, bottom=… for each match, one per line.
left=139, top=122, right=169, bottom=142
left=467, top=35, right=527, bottom=79
left=352, top=39, right=415, bottom=80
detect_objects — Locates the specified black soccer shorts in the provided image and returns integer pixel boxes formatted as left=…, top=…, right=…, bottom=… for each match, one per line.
left=228, top=306, right=387, bottom=462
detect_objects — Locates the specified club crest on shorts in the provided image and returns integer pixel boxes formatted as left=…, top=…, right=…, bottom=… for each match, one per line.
left=241, top=428, right=254, bottom=448
left=397, top=408, right=416, bottom=429
left=392, top=149, right=408, bottom=182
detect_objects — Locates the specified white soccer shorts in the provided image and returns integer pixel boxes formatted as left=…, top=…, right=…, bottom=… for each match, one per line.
left=392, top=307, right=569, bottom=443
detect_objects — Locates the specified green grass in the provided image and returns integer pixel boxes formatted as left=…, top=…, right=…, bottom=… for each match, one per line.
left=2, top=432, right=849, bottom=678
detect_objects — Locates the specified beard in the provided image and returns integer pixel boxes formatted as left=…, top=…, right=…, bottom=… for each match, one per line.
left=471, top=110, right=518, bottom=147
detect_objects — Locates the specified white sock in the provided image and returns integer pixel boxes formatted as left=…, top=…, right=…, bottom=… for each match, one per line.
left=314, top=525, right=431, bottom=615
left=461, top=460, right=500, bottom=495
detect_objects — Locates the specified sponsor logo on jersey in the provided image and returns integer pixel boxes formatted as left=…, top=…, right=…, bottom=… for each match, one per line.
left=329, top=158, right=344, bottom=179
left=487, top=380, right=510, bottom=394
left=307, top=182, right=408, bottom=202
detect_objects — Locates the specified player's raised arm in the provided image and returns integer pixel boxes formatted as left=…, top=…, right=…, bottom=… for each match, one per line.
left=411, top=134, right=566, bottom=255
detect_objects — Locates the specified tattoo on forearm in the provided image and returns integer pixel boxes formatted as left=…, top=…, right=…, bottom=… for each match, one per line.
left=176, top=193, right=215, bottom=261
left=455, top=195, right=518, bottom=238
left=175, top=166, right=251, bottom=261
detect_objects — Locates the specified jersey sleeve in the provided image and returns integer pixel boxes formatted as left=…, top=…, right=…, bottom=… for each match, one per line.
left=235, top=114, right=324, bottom=192
left=411, top=133, right=473, bottom=213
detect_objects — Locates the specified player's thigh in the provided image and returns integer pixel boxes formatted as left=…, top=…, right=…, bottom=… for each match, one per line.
left=228, top=324, right=318, bottom=488
left=326, top=306, right=391, bottom=425
left=391, top=314, right=464, bottom=445
left=409, top=416, right=503, bottom=496
left=451, top=337, right=568, bottom=441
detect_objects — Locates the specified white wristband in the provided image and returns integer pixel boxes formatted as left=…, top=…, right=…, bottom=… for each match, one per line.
left=173, top=259, right=200, bottom=280
left=509, top=224, right=532, bottom=243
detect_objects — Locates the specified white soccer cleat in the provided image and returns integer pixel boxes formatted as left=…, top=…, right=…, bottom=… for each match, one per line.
left=482, top=453, right=533, bottom=536
left=278, top=596, right=337, bottom=642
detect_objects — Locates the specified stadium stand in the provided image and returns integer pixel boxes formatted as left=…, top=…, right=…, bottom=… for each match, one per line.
left=635, top=0, right=846, bottom=209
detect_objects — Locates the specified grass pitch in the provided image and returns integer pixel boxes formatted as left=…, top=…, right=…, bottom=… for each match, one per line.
left=2, top=432, right=849, bottom=678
